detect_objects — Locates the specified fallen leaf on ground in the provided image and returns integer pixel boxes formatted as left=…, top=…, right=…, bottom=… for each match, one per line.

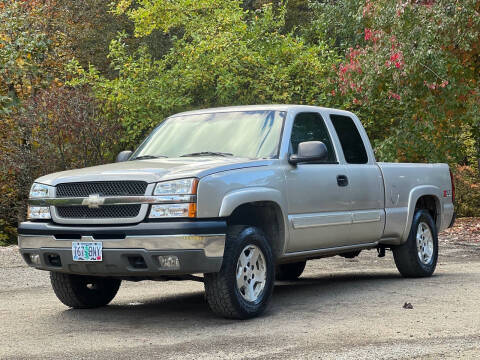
left=403, top=302, right=414, bottom=309
left=440, top=217, right=480, bottom=244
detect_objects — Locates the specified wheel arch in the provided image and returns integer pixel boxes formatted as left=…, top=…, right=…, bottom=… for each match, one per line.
left=219, top=188, right=288, bottom=260
left=402, top=186, right=442, bottom=242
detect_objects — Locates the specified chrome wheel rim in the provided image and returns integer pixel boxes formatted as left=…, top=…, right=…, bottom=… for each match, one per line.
left=236, top=245, right=267, bottom=302
left=416, top=222, right=434, bottom=264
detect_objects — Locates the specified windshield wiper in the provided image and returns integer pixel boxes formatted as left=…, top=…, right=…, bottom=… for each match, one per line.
left=131, top=155, right=168, bottom=160
left=180, top=151, right=234, bottom=157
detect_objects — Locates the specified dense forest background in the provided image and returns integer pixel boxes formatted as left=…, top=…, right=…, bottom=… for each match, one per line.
left=0, top=0, right=479, bottom=244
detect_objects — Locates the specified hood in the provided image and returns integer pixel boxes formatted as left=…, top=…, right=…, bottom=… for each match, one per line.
left=35, top=157, right=273, bottom=186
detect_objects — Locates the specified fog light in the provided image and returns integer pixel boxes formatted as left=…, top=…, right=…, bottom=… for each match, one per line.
left=157, top=255, right=180, bottom=269
left=27, top=206, right=51, bottom=220
left=29, top=254, right=41, bottom=266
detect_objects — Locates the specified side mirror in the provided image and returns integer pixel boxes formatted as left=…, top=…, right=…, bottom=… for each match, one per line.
left=116, top=150, right=133, bottom=163
left=289, top=141, right=328, bottom=165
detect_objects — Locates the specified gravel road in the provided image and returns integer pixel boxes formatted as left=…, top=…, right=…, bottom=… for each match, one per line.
left=1, top=232, right=479, bottom=359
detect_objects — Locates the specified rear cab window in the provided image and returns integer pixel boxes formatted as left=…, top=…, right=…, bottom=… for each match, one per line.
left=330, top=114, right=368, bottom=164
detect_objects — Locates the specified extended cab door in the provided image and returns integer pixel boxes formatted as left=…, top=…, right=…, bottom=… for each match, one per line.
left=285, top=112, right=352, bottom=252
left=328, top=113, right=385, bottom=244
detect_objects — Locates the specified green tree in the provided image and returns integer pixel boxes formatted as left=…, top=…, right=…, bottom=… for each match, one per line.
left=69, top=1, right=339, bottom=148
left=56, top=0, right=173, bottom=76
left=0, top=0, right=68, bottom=114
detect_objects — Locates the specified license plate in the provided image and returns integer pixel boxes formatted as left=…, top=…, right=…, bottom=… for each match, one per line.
left=72, top=242, right=103, bottom=262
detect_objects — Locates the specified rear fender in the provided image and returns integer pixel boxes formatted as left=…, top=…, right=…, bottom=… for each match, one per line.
left=402, top=185, right=442, bottom=242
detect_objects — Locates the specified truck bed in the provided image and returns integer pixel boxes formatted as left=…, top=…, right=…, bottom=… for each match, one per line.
left=378, top=162, right=455, bottom=244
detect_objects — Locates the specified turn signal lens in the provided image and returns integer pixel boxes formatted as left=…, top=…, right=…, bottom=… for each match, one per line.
left=27, top=206, right=51, bottom=220
left=149, top=203, right=196, bottom=218
left=188, top=203, right=196, bottom=218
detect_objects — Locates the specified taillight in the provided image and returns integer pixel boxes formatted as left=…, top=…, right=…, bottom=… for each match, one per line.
left=449, top=168, right=455, bottom=203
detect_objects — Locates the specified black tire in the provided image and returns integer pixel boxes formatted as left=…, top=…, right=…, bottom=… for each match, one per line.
left=50, top=272, right=121, bottom=309
left=275, top=261, right=306, bottom=281
left=204, top=225, right=275, bottom=319
left=392, top=210, right=438, bottom=278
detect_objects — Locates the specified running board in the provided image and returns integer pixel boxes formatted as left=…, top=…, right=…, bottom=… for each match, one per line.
left=280, top=242, right=379, bottom=262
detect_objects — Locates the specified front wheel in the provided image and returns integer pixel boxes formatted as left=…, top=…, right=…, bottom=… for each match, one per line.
left=50, top=272, right=121, bottom=308
left=204, top=225, right=275, bottom=319
left=392, top=210, right=438, bottom=278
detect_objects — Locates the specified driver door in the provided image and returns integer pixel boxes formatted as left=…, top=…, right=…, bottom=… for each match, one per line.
left=285, top=112, right=352, bottom=253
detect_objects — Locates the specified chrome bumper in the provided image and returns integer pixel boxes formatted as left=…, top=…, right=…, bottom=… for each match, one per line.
left=18, top=233, right=225, bottom=258
left=17, top=220, right=226, bottom=276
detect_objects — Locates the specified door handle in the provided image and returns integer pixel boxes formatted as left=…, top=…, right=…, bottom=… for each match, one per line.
left=337, top=175, right=349, bottom=187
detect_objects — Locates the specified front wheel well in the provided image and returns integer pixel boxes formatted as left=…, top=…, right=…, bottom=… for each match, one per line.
left=226, top=201, right=285, bottom=259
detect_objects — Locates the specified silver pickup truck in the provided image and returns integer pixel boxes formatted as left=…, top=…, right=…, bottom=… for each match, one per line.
left=18, top=105, right=455, bottom=319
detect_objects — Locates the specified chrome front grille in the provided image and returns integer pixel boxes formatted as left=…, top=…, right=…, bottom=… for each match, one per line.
left=56, top=205, right=142, bottom=219
left=53, top=181, right=150, bottom=223
left=56, top=181, right=148, bottom=197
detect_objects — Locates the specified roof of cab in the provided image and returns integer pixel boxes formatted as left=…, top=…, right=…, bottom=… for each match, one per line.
left=170, top=104, right=355, bottom=118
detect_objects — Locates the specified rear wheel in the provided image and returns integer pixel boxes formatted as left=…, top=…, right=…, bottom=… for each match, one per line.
left=275, top=261, right=306, bottom=281
left=204, top=225, right=274, bottom=319
left=50, top=272, right=121, bottom=308
left=392, top=210, right=438, bottom=278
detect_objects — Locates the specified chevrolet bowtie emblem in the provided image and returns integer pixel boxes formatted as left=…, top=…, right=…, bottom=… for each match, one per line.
left=82, top=194, right=105, bottom=208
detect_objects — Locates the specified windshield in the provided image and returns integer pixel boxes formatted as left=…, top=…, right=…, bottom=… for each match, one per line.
left=132, top=110, right=286, bottom=159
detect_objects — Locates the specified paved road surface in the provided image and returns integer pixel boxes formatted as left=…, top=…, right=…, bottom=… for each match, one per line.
left=1, top=240, right=479, bottom=359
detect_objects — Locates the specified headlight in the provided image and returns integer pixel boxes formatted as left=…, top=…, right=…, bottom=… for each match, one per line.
left=153, top=178, right=197, bottom=195
left=27, top=206, right=51, bottom=220
left=29, top=183, right=53, bottom=198
left=150, top=178, right=198, bottom=218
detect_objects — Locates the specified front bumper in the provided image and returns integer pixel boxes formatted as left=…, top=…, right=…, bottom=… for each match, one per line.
left=18, top=220, right=226, bottom=277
